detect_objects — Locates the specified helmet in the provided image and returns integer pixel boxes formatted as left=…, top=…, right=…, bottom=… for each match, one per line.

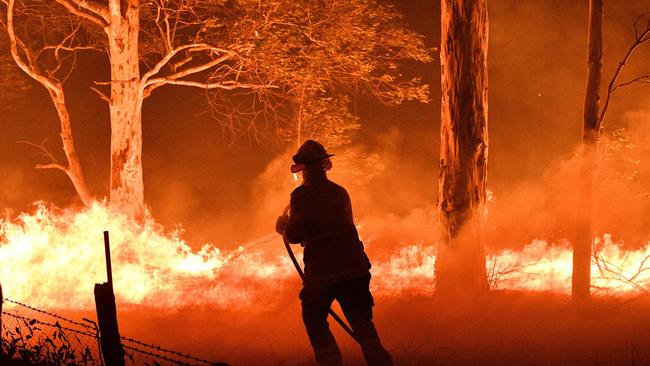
left=291, top=140, right=334, bottom=173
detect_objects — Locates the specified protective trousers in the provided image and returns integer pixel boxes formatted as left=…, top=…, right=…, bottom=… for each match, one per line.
left=299, top=276, right=393, bottom=366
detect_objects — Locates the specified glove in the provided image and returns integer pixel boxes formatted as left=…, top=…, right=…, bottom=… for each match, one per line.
left=275, top=214, right=289, bottom=234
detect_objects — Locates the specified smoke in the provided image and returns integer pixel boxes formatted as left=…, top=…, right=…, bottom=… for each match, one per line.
left=1, top=1, right=650, bottom=363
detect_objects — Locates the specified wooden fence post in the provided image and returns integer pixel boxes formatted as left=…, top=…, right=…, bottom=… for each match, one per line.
left=94, top=231, right=125, bottom=366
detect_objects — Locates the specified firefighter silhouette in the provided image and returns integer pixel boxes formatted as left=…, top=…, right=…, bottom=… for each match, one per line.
left=276, top=140, right=393, bottom=366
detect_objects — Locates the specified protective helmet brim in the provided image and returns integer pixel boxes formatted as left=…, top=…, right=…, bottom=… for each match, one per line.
left=290, top=154, right=334, bottom=173
left=290, top=164, right=305, bottom=173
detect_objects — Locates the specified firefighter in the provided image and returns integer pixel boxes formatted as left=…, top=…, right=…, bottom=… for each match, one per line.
left=276, top=140, right=393, bottom=366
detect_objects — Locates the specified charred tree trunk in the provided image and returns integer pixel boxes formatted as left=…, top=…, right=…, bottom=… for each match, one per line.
left=435, top=0, right=490, bottom=295
left=573, top=0, right=603, bottom=302
left=107, top=1, right=145, bottom=219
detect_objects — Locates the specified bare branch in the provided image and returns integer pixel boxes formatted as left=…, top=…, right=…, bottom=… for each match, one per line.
left=140, top=43, right=232, bottom=84
left=90, top=84, right=111, bottom=103
left=142, top=52, right=236, bottom=93
left=17, top=139, right=69, bottom=174
left=162, top=52, right=234, bottom=82
left=17, top=139, right=60, bottom=164
left=598, top=13, right=650, bottom=129
left=145, top=78, right=276, bottom=90
left=35, top=163, right=69, bottom=173
left=53, top=0, right=109, bottom=27
left=4, top=0, right=59, bottom=93
left=610, top=74, right=650, bottom=94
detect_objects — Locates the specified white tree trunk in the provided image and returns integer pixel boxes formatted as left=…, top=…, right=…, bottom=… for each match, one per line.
left=50, top=90, right=93, bottom=205
left=5, top=0, right=93, bottom=206
left=107, top=1, right=145, bottom=219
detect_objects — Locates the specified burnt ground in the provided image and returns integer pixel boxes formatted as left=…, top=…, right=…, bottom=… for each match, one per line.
left=72, top=288, right=650, bottom=366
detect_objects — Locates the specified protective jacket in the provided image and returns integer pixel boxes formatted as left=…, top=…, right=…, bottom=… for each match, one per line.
left=284, top=176, right=371, bottom=286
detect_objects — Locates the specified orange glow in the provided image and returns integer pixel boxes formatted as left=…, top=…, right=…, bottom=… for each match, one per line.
left=1, top=203, right=648, bottom=310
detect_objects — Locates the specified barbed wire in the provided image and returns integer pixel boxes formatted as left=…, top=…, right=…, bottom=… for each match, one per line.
left=1, top=298, right=226, bottom=366
left=121, top=335, right=222, bottom=365
left=122, top=343, right=207, bottom=366
left=2, top=310, right=102, bottom=365
left=2, top=311, right=97, bottom=339
left=2, top=297, right=95, bottom=331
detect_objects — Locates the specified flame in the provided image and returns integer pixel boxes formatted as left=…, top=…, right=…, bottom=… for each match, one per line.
left=0, top=202, right=649, bottom=310
left=0, top=202, right=293, bottom=309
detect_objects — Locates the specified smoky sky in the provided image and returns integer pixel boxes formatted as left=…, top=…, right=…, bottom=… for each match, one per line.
left=1, top=0, right=650, bottom=247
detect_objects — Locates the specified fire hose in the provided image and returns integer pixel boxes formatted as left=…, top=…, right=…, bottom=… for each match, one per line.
left=280, top=205, right=360, bottom=344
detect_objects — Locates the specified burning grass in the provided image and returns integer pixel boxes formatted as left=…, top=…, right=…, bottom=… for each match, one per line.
left=1, top=202, right=650, bottom=311
left=1, top=202, right=650, bottom=364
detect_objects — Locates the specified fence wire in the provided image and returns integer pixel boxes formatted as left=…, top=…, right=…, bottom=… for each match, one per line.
left=1, top=297, right=226, bottom=366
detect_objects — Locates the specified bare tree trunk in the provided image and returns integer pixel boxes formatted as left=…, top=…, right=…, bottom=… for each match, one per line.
left=50, top=90, right=93, bottom=205
left=5, top=0, right=92, bottom=206
left=107, top=1, right=145, bottom=219
left=435, top=0, right=489, bottom=295
left=573, top=0, right=603, bottom=302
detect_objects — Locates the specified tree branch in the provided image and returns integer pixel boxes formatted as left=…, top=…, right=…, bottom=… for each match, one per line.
left=53, top=0, right=109, bottom=27
left=90, top=84, right=111, bottom=103
left=144, top=78, right=276, bottom=90
left=598, top=14, right=650, bottom=129
left=72, top=0, right=109, bottom=20
left=610, top=74, right=650, bottom=94
left=17, top=140, right=68, bottom=174
left=165, top=52, right=234, bottom=80
left=4, top=0, right=59, bottom=93
left=140, top=43, right=233, bottom=84
left=142, top=52, right=235, bottom=93
left=35, top=163, right=69, bottom=173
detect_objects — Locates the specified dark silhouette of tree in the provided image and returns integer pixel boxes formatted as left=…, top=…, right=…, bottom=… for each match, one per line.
left=573, top=6, right=650, bottom=301
left=435, top=0, right=490, bottom=295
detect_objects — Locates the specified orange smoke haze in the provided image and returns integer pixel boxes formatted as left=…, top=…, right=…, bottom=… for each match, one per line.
left=1, top=0, right=650, bottom=364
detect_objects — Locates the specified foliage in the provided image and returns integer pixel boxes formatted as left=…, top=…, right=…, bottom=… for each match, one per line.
left=2, top=0, right=431, bottom=148
left=0, top=0, right=432, bottom=206
left=1, top=318, right=98, bottom=365
left=137, top=0, right=433, bottom=146
left=251, top=0, right=432, bottom=147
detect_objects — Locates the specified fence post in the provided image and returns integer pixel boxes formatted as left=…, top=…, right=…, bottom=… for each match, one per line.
left=94, top=231, right=125, bottom=366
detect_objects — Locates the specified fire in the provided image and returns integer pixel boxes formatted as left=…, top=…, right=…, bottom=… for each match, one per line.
left=0, top=202, right=293, bottom=309
left=0, top=202, right=648, bottom=310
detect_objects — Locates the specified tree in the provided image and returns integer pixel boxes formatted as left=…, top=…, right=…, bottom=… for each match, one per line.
left=435, top=0, right=490, bottom=295
left=266, top=0, right=431, bottom=149
left=573, top=6, right=650, bottom=301
left=573, top=0, right=603, bottom=302
left=2, top=0, right=94, bottom=205
left=1, top=0, right=431, bottom=218
left=206, top=0, right=431, bottom=150
left=1, top=0, right=274, bottom=217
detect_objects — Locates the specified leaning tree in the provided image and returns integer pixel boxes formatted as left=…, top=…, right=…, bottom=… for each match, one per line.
left=1, top=0, right=431, bottom=218
left=435, top=0, right=490, bottom=295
